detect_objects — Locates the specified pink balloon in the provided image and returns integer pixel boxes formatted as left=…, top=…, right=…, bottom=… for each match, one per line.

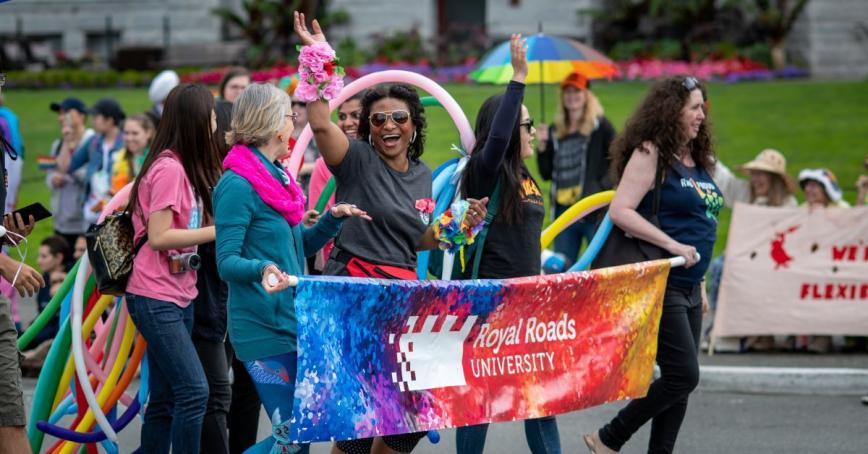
left=286, top=70, right=476, bottom=179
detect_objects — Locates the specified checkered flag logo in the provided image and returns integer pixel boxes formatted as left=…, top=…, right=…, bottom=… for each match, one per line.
left=389, top=314, right=478, bottom=392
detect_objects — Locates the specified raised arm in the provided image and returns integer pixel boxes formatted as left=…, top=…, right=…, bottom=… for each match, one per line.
left=294, top=11, right=349, bottom=167
left=478, top=34, right=527, bottom=177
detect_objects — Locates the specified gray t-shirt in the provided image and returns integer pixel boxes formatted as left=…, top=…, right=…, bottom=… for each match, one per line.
left=325, top=140, right=432, bottom=268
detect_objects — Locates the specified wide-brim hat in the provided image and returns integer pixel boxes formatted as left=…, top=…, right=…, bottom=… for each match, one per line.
left=798, top=168, right=843, bottom=203
left=737, top=148, right=798, bottom=193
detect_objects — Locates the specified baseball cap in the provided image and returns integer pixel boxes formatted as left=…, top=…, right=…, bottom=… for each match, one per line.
left=50, top=97, right=88, bottom=114
left=88, top=98, right=126, bottom=124
left=561, top=72, right=589, bottom=91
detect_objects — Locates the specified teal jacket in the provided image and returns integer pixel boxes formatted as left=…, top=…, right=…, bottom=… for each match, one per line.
left=214, top=148, right=343, bottom=362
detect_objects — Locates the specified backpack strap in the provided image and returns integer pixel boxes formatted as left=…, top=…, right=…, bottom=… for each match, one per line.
left=468, top=178, right=502, bottom=279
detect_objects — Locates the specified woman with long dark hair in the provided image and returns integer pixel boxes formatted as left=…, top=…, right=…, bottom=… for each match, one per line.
left=125, top=83, right=222, bottom=453
left=455, top=34, right=561, bottom=454
left=583, top=76, right=722, bottom=454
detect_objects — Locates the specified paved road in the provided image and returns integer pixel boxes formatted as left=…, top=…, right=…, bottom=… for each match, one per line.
left=23, top=382, right=867, bottom=454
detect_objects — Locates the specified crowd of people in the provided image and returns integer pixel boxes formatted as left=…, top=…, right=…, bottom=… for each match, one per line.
left=0, top=12, right=866, bottom=454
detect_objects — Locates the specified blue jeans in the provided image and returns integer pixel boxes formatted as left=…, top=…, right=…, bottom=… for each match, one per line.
left=553, top=204, right=597, bottom=263
left=243, top=352, right=309, bottom=454
left=456, top=416, right=560, bottom=454
left=126, top=294, right=208, bottom=454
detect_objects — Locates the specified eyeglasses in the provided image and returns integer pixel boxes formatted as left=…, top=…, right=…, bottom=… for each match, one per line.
left=369, top=110, right=410, bottom=127
left=520, top=118, right=534, bottom=132
left=338, top=111, right=361, bottom=121
left=682, top=76, right=700, bottom=91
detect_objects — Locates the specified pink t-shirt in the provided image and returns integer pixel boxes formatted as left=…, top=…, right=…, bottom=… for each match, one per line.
left=126, top=151, right=201, bottom=306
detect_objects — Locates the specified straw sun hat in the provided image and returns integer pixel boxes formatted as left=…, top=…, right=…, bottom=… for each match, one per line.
left=737, top=148, right=798, bottom=193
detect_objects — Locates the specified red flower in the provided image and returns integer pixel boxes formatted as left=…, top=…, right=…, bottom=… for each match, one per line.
left=324, top=62, right=334, bottom=76
left=415, top=198, right=435, bottom=214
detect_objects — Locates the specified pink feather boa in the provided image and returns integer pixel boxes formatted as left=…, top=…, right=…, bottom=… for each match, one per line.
left=223, top=144, right=306, bottom=226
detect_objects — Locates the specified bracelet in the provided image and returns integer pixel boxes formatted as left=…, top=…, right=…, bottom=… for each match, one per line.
left=295, top=42, right=345, bottom=103
left=432, top=200, right=486, bottom=254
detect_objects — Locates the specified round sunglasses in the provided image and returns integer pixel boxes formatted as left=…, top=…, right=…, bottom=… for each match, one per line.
left=369, top=110, right=410, bottom=127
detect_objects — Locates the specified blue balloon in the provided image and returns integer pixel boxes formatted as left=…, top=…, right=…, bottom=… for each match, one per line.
left=568, top=212, right=613, bottom=272
left=419, top=161, right=460, bottom=279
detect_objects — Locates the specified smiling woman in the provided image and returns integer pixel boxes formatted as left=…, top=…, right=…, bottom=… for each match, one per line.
left=292, top=11, right=490, bottom=454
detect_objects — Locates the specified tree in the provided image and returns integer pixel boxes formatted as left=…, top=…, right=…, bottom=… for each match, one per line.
left=212, top=0, right=276, bottom=67
left=213, top=0, right=348, bottom=68
left=748, top=0, right=810, bottom=69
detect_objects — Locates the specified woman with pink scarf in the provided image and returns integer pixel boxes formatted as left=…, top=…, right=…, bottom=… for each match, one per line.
left=214, top=83, right=369, bottom=453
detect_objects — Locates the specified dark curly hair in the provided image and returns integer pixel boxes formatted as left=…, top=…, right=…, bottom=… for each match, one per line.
left=610, top=76, right=714, bottom=183
left=357, top=84, right=426, bottom=161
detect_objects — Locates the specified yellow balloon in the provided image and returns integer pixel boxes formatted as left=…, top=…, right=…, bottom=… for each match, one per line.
left=540, top=191, right=614, bottom=250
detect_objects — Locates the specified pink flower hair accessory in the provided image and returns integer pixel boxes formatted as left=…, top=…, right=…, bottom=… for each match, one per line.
left=295, top=42, right=345, bottom=103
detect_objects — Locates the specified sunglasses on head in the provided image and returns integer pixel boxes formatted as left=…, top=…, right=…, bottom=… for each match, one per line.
left=520, top=118, right=534, bottom=132
left=682, top=76, right=700, bottom=91
left=369, top=110, right=410, bottom=127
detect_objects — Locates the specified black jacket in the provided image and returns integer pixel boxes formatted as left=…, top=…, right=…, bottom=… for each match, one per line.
left=192, top=241, right=229, bottom=342
left=536, top=117, right=615, bottom=216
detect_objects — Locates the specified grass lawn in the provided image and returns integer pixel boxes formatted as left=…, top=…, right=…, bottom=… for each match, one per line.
left=7, top=79, right=868, bottom=269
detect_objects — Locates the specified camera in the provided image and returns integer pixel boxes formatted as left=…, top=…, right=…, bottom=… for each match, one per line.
left=168, top=252, right=201, bottom=274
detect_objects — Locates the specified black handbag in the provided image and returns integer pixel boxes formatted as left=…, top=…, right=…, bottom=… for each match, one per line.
left=591, top=162, right=665, bottom=269
left=85, top=210, right=147, bottom=295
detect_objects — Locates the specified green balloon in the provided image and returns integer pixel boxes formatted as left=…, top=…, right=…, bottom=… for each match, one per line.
left=17, top=259, right=80, bottom=350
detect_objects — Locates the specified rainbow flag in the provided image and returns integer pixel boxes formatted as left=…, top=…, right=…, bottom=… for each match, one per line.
left=288, top=259, right=671, bottom=442
left=37, top=155, right=57, bottom=171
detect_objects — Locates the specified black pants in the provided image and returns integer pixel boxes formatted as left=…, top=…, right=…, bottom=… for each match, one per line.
left=193, top=337, right=232, bottom=454
left=225, top=341, right=263, bottom=454
left=599, top=283, right=702, bottom=454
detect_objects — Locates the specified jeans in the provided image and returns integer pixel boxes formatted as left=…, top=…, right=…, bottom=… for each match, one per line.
left=598, top=283, right=703, bottom=454
left=226, top=341, right=262, bottom=454
left=552, top=204, right=597, bottom=263
left=193, top=337, right=231, bottom=454
left=243, top=352, right=309, bottom=454
left=456, top=416, right=560, bottom=454
left=126, top=294, right=208, bottom=454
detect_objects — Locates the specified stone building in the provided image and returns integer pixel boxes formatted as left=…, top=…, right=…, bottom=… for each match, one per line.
left=0, top=0, right=866, bottom=78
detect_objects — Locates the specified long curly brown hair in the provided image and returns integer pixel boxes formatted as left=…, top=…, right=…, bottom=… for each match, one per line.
left=610, top=76, right=714, bottom=183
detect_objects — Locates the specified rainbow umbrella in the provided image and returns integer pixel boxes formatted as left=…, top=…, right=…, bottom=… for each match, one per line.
left=469, top=34, right=618, bottom=120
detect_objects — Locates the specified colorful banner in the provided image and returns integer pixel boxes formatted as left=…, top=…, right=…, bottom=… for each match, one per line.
left=288, top=260, right=671, bottom=443
left=714, top=204, right=868, bottom=337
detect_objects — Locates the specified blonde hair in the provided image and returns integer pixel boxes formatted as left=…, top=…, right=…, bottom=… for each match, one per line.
left=226, top=83, right=290, bottom=146
left=752, top=171, right=793, bottom=207
left=553, top=90, right=603, bottom=138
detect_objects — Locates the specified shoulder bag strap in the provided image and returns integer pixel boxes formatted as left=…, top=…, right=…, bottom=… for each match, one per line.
left=469, top=178, right=502, bottom=279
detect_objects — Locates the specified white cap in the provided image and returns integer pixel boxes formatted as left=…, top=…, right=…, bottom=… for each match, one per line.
left=148, top=70, right=180, bottom=104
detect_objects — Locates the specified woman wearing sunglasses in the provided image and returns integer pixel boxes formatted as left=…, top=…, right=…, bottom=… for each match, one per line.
left=583, top=76, right=722, bottom=454
left=294, top=13, right=487, bottom=454
left=454, top=34, right=561, bottom=454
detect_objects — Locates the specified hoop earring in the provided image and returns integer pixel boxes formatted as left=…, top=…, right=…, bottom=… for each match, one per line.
left=411, top=129, right=417, bottom=143
left=368, top=135, right=373, bottom=147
